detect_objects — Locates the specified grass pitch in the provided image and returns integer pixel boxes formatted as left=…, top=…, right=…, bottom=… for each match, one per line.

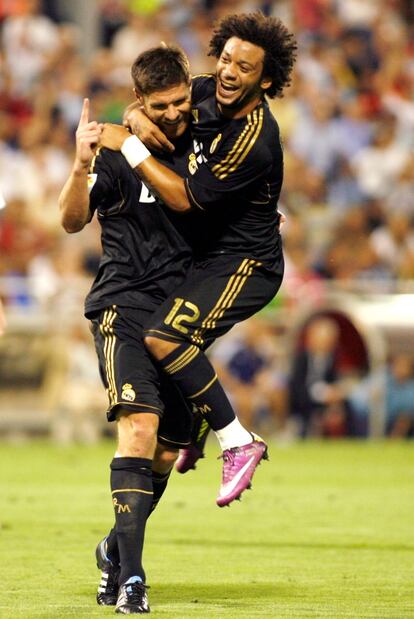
left=0, top=439, right=413, bottom=618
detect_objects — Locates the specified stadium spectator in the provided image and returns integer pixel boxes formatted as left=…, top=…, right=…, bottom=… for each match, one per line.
left=288, top=89, right=339, bottom=178
left=50, top=321, right=107, bottom=444
left=351, top=115, right=411, bottom=201
left=282, top=213, right=325, bottom=305
left=0, top=197, right=50, bottom=280
left=334, top=93, right=374, bottom=162
left=289, top=317, right=351, bottom=437
left=385, top=354, right=414, bottom=437
left=110, top=11, right=166, bottom=66
left=210, top=318, right=288, bottom=432
left=0, top=299, right=5, bottom=336
left=315, top=206, right=394, bottom=284
left=370, top=211, right=414, bottom=278
left=98, top=0, right=128, bottom=47
left=384, top=156, right=414, bottom=217
left=1, top=0, right=60, bottom=96
left=348, top=353, right=414, bottom=438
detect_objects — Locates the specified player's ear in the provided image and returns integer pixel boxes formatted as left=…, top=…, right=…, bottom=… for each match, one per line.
left=260, top=76, right=272, bottom=92
left=133, top=87, right=144, bottom=105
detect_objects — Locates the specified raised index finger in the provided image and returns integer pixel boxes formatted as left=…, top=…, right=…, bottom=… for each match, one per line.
left=78, top=98, right=89, bottom=128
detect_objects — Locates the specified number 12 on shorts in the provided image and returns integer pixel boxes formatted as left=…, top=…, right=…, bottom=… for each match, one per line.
left=164, top=298, right=200, bottom=334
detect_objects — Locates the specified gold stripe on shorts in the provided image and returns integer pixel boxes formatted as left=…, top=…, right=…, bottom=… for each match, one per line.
left=100, top=307, right=118, bottom=405
left=190, top=259, right=261, bottom=344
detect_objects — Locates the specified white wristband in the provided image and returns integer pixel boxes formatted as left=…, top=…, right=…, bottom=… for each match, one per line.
left=121, top=135, right=151, bottom=168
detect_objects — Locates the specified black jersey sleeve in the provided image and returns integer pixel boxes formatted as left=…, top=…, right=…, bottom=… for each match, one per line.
left=191, top=74, right=216, bottom=105
left=185, top=107, right=274, bottom=211
left=88, top=148, right=124, bottom=215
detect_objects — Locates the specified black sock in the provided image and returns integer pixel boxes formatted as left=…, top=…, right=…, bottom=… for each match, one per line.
left=105, top=527, right=119, bottom=565
left=191, top=410, right=211, bottom=452
left=149, top=469, right=172, bottom=515
left=104, top=466, right=171, bottom=562
left=110, top=457, right=153, bottom=585
left=159, top=344, right=235, bottom=431
left=105, top=466, right=172, bottom=557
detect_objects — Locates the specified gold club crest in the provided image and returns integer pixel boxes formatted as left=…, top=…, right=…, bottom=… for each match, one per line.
left=121, top=383, right=136, bottom=402
left=188, top=153, right=198, bottom=175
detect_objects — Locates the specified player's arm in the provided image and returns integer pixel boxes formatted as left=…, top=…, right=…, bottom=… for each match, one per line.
left=59, top=98, right=102, bottom=233
left=100, top=123, right=192, bottom=212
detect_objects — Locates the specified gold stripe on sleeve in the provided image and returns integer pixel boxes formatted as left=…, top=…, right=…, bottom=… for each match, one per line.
left=225, top=108, right=264, bottom=177
left=212, top=113, right=254, bottom=178
left=212, top=107, right=264, bottom=180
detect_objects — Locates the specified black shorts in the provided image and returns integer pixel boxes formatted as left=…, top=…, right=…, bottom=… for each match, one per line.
left=144, top=255, right=283, bottom=348
left=90, top=305, right=192, bottom=448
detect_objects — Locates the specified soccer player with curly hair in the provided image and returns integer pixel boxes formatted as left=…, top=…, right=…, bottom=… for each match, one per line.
left=101, top=11, right=297, bottom=511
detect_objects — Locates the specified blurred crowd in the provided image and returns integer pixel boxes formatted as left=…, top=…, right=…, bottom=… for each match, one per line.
left=1, top=0, right=414, bottom=439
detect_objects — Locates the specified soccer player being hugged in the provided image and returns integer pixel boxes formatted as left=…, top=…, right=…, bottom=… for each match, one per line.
left=59, top=46, right=202, bottom=614
left=101, top=12, right=297, bottom=507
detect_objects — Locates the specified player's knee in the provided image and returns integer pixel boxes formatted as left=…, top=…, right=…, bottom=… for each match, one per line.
left=117, top=411, right=159, bottom=455
left=144, top=335, right=178, bottom=360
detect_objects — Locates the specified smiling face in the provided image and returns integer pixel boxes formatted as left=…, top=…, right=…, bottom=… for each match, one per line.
left=137, top=82, right=191, bottom=140
left=215, top=37, right=272, bottom=118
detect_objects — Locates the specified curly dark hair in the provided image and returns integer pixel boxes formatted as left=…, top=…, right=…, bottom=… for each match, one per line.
left=131, top=44, right=191, bottom=95
left=208, top=12, right=297, bottom=99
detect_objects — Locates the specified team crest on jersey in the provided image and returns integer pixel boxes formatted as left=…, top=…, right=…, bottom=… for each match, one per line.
left=121, top=383, right=136, bottom=402
left=188, top=138, right=207, bottom=174
left=188, top=153, right=198, bottom=175
left=87, top=173, right=97, bottom=193
left=210, top=133, right=222, bottom=154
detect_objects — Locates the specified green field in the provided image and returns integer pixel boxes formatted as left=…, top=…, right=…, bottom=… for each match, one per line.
left=1, top=439, right=413, bottom=618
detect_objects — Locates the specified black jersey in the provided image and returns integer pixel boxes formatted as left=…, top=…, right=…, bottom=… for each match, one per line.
left=184, top=74, right=283, bottom=268
left=84, top=134, right=194, bottom=317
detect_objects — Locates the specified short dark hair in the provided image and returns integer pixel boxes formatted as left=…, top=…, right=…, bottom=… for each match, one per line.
left=131, top=44, right=191, bottom=95
left=208, top=12, right=297, bottom=99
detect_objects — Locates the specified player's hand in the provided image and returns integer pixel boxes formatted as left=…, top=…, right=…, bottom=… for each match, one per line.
left=75, top=98, right=102, bottom=170
left=124, top=102, right=174, bottom=153
left=100, top=123, right=132, bottom=150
